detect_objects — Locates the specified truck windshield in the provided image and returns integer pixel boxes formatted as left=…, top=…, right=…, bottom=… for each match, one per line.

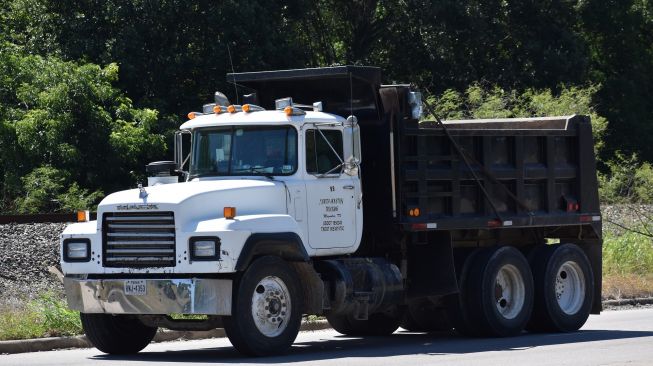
left=189, top=125, right=297, bottom=178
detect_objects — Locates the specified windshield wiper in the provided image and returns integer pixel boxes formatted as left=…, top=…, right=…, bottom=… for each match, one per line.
left=251, top=167, right=275, bottom=180
left=233, top=167, right=275, bottom=180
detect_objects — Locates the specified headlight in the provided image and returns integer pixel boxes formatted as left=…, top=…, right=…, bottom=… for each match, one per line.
left=63, top=239, right=91, bottom=262
left=189, top=237, right=220, bottom=261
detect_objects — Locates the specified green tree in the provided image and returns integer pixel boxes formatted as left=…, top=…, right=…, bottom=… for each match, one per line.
left=0, top=42, right=166, bottom=211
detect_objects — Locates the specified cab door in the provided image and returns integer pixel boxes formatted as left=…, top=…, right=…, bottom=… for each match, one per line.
left=304, top=127, right=358, bottom=250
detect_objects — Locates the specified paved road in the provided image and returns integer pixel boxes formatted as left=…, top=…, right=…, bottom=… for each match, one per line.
left=3, top=308, right=653, bottom=366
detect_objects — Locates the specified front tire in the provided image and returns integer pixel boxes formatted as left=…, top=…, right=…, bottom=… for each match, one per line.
left=223, top=256, right=303, bottom=356
left=80, top=313, right=157, bottom=354
left=528, top=244, right=594, bottom=332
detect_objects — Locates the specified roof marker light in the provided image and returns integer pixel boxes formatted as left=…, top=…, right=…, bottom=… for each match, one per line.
left=227, top=105, right=237, bottom=113
left=188, top=112, right=197, bottom=119
left=213, top=105, right=223, bottom=113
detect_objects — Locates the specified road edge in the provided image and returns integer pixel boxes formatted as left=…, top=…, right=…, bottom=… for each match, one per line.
left=0, top=320, right=331, bottom=355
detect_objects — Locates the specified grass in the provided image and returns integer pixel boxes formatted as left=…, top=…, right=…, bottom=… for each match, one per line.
left=0, top=292, right=82, bottom=341
left=602, top=228, right=653, bottom=300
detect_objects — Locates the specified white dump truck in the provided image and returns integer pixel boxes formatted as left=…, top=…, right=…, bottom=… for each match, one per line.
left=61, top=66, right=603, bottom=356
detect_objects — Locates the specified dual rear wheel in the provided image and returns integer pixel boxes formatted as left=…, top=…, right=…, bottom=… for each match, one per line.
left=448, top=243, right=593, bottom=337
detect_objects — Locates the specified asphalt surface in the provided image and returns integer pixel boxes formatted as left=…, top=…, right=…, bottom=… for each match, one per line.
left=2, top=308, right=653, bottom=366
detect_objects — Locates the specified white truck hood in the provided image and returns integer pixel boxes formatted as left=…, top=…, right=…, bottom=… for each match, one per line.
left=97, top=179, right=287, bottom=230
left=101, top=179, right=278, bottom=206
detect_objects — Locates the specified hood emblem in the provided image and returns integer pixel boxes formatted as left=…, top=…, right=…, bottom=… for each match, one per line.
left=138, top=183, right=148, bottom=199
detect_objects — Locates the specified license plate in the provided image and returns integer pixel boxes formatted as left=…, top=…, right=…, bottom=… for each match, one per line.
left=124, top=280, right=147, bottom=296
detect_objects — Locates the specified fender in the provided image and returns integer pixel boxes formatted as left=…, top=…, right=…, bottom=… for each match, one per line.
left=235, top=232, right=310, bottom=271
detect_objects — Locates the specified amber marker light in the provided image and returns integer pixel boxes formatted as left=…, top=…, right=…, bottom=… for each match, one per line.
left=213, top=105, right=222, bottom=113
left=224, top=207, right=236, bottom=220
left=187, top=112, right=196, bottom=119
left=227, top=105, right=237, bottom=113
left=242, top=104, right=251, bottom=113
left=284, top=106, right=293, bottom=116
left=77, top=210, right=89, bottom=222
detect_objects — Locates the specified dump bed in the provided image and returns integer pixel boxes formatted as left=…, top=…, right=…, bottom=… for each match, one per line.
left=396, top=115, right=601, bottom=231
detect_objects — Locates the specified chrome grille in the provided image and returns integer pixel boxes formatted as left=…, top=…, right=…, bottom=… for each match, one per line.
left=103, top=212, right=176, bottom=267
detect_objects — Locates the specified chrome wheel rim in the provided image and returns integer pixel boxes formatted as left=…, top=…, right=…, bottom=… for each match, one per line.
left=251, top=276, right=291, bottom=337
left=494, top=264, right=526, bottom=319
left=556, top=261, right=585, bottom=315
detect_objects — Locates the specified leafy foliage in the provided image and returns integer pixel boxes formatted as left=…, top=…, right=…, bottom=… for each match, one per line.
left=0, top=0, right=653, bottom=210
left=0, top=291, right=82, bottom=340
left=427, top=84, right=607, bottom=153
left=599, top=153, right=653, bottom=204
left=0, top=42, right=166, bottom=212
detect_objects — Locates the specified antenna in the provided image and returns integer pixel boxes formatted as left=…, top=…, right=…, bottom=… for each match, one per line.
left=349, top=71, right=355, bottom=161
left=227, top=44, right=239, bottom=104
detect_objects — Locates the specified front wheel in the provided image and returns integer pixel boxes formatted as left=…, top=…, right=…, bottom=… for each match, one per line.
left=80, top=313, right=157, bottom=354
left=223, top=256, right=303, bottom=356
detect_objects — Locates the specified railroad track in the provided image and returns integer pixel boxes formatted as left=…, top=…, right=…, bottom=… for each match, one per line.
left=0, top=213, right=97, bottom=225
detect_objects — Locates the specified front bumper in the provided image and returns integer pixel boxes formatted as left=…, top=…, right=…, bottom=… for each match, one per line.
left=63, top=277, right=232, bottom=315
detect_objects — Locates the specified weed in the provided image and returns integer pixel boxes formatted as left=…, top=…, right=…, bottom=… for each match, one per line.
left=603, top=230, right=653, bottom=276
left=33, top=292, right=82, bottom=337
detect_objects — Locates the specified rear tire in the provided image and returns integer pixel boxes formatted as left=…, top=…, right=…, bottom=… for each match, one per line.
left=446, top=249, right=483, bottom=336
left=327, top=309, right=401, bottom=336
left=528, top=243, right=594, bottom=332
left=223, top=256, right=303, bottom=356
left=464, top=246, right=534, bottom=337
left=80, top=313, right=157, bottom=354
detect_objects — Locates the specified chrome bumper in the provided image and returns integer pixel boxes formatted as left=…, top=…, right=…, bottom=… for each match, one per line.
left=63, top=277, right=232, bottom=315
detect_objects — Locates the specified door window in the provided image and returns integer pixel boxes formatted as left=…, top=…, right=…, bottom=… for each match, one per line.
left=306, top=129, right=343, bottom=175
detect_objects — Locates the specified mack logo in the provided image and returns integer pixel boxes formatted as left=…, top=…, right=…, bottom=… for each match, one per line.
left=117, top=204, right=159, bottom=210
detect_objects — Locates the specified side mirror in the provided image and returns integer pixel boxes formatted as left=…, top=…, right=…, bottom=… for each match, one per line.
left=343, top=115, right=361, bottom=176
left=343, top=157, right=359, bottom=176
left=174, top=130, right=191, bottom=175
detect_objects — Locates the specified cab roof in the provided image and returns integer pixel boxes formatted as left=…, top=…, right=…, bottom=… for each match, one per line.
left=179, top=110, right=344, bottom=130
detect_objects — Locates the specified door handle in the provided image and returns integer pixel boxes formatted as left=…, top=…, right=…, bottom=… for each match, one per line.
left=343, top=185, right=355, bottom=190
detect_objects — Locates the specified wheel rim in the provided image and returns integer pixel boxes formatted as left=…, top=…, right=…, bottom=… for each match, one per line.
left=251, top=276, right=291, bottom=337
left=556, top=261, right=586, bottom=315
left=494, top=264, right=526, bottom=319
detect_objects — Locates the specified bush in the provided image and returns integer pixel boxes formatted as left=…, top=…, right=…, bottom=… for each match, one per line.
left=426, top=83, right=607, bottom=154
left=603, top=229, right=653, bottom=276
left=0, top=292, right=82, bottom=340
left=598, top=153, right=653, bottom=204
left=14, top=166, right=103, bottom=213
left=34, top=292, right=82, bottom=337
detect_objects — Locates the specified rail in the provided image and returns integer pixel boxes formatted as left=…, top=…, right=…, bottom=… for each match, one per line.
left=0, top=212, right=97, bottom=225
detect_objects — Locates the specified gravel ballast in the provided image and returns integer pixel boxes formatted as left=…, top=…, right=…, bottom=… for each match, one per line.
left=0, top=223, right=68, bottom=305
